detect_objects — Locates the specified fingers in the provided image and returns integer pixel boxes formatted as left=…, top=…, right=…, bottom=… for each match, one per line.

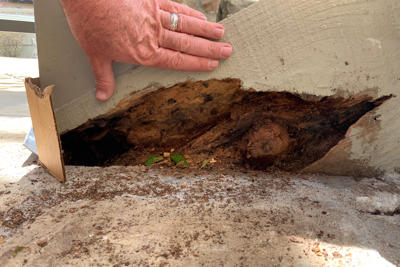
left=159, top=10, right=224, bottom=39
left=159, top=0, right=207, bottom=21
left=89, top=57, right=115, bottom=102
left=160, top=29, right=232, bottom=59
left=152, top=48, right=219, bottom=71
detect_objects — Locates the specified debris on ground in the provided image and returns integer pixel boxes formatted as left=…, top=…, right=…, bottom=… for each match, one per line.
left=0, top=165, right=399, bottom=266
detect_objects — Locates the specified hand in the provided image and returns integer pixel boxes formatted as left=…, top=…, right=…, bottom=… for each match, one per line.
left=61, top=0, right=233, bottom=101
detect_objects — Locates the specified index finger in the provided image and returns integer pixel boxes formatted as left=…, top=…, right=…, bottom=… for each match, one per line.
left=159, top=0, right=207, bottom=21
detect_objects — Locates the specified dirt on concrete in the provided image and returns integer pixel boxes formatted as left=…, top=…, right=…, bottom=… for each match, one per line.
left=0, top=159, right=399, bottom=267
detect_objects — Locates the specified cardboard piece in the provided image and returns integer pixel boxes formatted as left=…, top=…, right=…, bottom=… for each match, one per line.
left=32, top=0, right=400, bottom=179
left=25, top=78, right=66, bottom=182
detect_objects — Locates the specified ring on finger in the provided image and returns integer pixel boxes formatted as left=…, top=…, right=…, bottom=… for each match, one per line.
left=170, top=13, right=179, bottom=31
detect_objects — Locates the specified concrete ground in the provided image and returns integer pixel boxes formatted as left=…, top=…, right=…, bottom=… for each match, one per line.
left=1, top=165, right=400, bottom=267
left=0, top=57, right=399, bottom=267
left=0, top=57, right=37, bottom=184
left=0, top=2, right=34, bottom=16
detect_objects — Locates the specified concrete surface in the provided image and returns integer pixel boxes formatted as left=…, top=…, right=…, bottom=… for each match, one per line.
left=0, top=165, right=399, bottom=266
left=0, top=57, right=38, bottom=144
left=0, top=57, right=38, bottom=184
left=0, top=2, right=34, bottom=16
left=0, top=92, right=29, bottom=117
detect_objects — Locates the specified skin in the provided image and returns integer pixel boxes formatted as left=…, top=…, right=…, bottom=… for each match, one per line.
left=60, top=0, right=233, bottom=101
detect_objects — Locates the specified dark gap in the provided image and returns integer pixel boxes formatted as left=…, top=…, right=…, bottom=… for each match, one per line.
left=61, top=78, right=392, bottom=171
left=368, top=208, right=400, bottom=216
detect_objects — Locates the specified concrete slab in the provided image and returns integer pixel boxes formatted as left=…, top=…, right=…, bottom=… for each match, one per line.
left=0, top=92, right=29, bottom=117
left=0, top=57, right=37, bottom=182
left=0, top=165, right=399, bottom=266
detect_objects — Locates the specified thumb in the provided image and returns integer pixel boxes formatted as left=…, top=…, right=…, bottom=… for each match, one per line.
left=90, top=56, right=115, bottom=102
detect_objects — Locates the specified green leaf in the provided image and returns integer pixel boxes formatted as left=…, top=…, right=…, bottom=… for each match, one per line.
left=13, top=246, right=26, bottom=257
left=170, top=153, right=188, bottom=167
left=200, top=158, right=211, bottom=169
left=144, top=155, right=164, bottom=166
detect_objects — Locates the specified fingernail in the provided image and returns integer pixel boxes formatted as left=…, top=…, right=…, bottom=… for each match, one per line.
left=220, top=46, right=232, bottom=59
left=208, top=60, right=219, bottom=70
left=214, top=28, right=224, bottom=39
left=200, top=14, right=207, bottom=21
left=96, top=90, right=109, bottom=102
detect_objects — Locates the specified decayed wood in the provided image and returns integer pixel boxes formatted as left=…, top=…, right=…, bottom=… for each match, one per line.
left=61, top=79, right=390, bottom=173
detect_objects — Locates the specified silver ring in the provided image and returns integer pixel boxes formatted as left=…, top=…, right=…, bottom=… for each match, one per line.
left=170, top=13, right=179, bottom=31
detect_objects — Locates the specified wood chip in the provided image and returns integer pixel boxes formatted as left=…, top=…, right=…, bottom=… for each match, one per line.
left=289, top=236, right=303, bottom=243
left=69, top=208, right=77, bottom=213
left=312, top=246, right=322, bottom=256
left=36, top=240, right=48, bottom=247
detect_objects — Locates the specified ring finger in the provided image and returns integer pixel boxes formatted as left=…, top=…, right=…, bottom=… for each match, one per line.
left=160, top=29, right=232, bottom=59
left=159, top=10, right=225, bottom=40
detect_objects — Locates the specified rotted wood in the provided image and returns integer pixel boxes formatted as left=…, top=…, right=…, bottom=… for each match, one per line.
left=61, top=79, right=391, bottom=171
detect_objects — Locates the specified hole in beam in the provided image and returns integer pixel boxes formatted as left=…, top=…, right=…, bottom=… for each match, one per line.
left=61, top=78, right=392, bottom=171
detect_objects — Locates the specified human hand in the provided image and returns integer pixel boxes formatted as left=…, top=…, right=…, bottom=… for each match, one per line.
left=61, top=0, right=233, bottom=101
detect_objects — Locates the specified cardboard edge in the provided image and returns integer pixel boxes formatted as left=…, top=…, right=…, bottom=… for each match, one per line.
left=25, top=77, right=66, bottom=182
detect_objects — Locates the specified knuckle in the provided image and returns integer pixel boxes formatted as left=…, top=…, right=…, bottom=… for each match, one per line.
left=170, top=35, right=180, bottom=50
left=161, top=11, right=169, bottom=27
left=171, top=52, right=184, bottom=68
left=131, top=45, right=159, bottom=66
left=160, top=30, right=168, bottom=46
left=163, top=31, right=178, bottom=50
left=207, top=43, right=218, bottom=56
left=199, top=21, right=212, bottom=36
left=180, top=35, right=191, bottom=51
left=200, top=21, right=210, bottom=35
left=95, top=78, right=112, bottom=90
left=127, top=49, right=138, bottom=62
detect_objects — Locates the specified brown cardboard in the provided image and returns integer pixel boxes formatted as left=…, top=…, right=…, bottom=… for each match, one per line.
left=25, top=78, right=66, bottom=182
